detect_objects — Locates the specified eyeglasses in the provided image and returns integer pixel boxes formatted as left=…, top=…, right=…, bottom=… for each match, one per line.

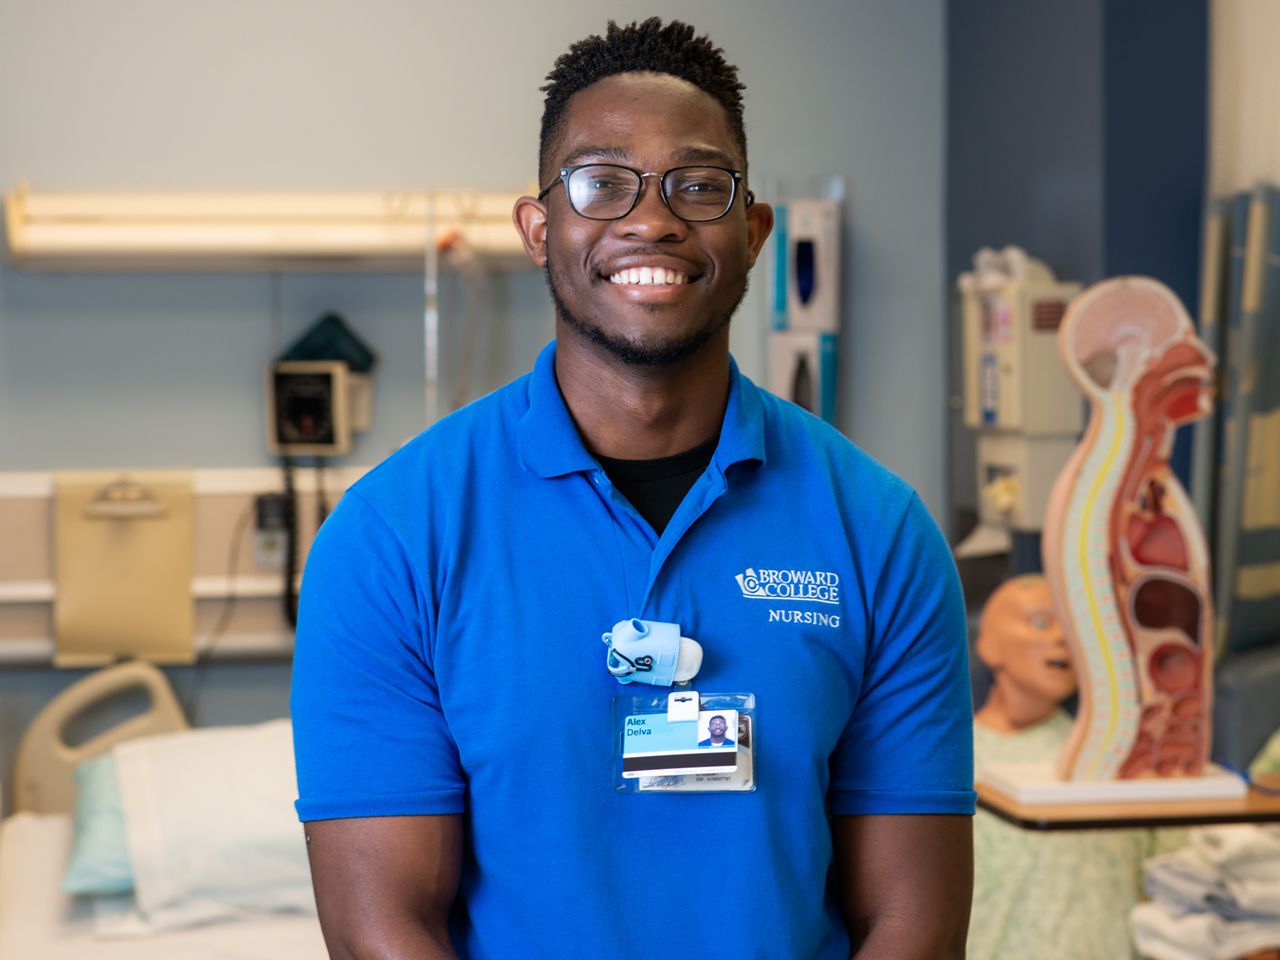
left=537, top=163, right=753, bottom=222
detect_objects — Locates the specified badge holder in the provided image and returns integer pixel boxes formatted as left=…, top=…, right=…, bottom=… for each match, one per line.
left=602, top=618, right=755, bottom=794
left=612, top=691, right=756, bottom=794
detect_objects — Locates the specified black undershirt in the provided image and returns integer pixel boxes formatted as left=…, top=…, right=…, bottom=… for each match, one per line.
left=596, top=436, right=718, bottom=535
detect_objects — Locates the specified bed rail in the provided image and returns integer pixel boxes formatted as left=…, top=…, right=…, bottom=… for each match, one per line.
left=11, top=660, right=189, bottom=814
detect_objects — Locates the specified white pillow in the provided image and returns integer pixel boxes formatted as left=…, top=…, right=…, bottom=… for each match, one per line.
left=114, top=718, right=314, bottom=931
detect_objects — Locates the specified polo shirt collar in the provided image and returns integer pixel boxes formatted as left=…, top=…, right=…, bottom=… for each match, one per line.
left=713, top=354, right=767, bottom=476
left=518, top=341, right=598, bottom=478
left=517, top=339, right=767, bottom=479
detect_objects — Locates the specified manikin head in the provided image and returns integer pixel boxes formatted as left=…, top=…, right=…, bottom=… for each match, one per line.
left=975, top=575, right=1076, bottom=732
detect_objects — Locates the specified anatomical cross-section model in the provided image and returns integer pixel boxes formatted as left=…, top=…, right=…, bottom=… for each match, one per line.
left=1043, top=277, right=1216, bottom=781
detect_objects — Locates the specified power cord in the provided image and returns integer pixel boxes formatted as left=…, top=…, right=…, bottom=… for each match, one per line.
left=182, top=500, right=254, bottom=722
left=282, top=456, right=299, bottom=629
left=315, top=456, right=330, bottom=527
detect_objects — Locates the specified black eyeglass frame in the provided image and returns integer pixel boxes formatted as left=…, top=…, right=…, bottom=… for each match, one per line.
left=536, top=163, right=755, bottom=222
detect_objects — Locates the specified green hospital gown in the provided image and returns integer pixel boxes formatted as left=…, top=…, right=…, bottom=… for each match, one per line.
left=969, top=712, right=1186, bottom=960
left=1252, top=728, right=1280, bottom=776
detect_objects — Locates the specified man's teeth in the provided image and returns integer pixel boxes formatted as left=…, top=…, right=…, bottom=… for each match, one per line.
left=609, top=266, right=688, bottom=285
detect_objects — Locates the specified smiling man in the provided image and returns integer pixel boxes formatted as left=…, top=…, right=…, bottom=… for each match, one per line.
left=293, top=19, right=974, bottom=960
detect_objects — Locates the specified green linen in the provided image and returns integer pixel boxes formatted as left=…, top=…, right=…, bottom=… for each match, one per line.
left=970, top=712, right=1186, bottom=960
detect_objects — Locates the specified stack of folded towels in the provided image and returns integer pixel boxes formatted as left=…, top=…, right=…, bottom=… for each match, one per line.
left=1130, top=825, right=1280, bottom=960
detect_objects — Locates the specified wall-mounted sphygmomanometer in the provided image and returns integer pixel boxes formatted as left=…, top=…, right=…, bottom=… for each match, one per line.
left=265, top=312, right=378, bottom=627
left=267, top=360, right=352, bottom=456
left=266, top=312, right=377, bottom=456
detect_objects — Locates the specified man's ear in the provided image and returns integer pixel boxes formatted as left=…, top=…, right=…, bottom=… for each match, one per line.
left=744, top=200, right=774, bottom=270
left=512, top=196, right=549, bottom=268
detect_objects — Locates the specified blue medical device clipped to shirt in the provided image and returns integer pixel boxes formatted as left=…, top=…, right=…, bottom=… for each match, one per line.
left=603, top=618, right=702, bottom=686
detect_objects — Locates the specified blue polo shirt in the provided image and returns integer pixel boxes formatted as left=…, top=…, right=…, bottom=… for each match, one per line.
left=292, top=340, right=973, bottom=960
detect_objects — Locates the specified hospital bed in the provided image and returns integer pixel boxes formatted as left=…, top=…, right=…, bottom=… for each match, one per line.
left=0, top=661, right=325, bottom=959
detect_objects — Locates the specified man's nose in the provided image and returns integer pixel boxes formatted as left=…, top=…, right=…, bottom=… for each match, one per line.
left=616, top=174, right=687, bottom=240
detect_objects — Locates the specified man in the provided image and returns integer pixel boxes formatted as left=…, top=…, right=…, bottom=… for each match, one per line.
left=698, top=714, right=735, bottom=748
left=293, top=18, right=974, bottom=960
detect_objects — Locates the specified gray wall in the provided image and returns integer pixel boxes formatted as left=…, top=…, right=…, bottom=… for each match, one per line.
left=945, top=0, right=1105, bottom=520
left=0, top=0, right=947, bottom=507
left=946, top=0, right=1106, bottom=286
left=0, top=0, right=948, bottom=787
left=945, top=0, right=1206, bottom=527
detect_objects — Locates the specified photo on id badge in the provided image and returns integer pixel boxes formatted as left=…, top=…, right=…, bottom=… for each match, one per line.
left=698, top=713, right=736, bottom=748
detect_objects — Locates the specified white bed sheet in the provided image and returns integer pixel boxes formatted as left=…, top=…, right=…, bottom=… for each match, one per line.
left=0, top=812, right=327, bottom=960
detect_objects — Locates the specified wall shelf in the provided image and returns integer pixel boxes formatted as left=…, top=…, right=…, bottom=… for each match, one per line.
left=0, top=632, right=295, bottom=667
left=0, top=465, right=368, bottom=666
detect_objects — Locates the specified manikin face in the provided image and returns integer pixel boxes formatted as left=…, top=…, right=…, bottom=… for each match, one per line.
left=978, top=578, right=1077, bottom=706
left=516, top=72, right=772, bottom=367
left=708, top=716, right=728, bottom=740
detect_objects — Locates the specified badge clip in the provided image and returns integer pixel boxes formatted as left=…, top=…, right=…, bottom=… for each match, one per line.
left=667, top=690, right=700, bottom=722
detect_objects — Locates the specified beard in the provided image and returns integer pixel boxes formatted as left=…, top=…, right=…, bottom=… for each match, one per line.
left=543, top=253, right=747, bottom=368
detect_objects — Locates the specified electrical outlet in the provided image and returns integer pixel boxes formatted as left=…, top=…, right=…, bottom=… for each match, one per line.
left=254, top=493, right=289, bottom=570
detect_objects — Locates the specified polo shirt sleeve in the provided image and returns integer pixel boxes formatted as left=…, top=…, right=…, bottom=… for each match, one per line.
left=291, top=489, right=465, bottom=821
left=829, top=492, right=976, bottom=815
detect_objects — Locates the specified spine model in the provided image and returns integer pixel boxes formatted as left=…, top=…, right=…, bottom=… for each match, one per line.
left=1043, top=277, right=1216, bottom=780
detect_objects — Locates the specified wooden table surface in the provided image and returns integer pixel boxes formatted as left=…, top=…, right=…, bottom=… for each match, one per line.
left=977, top=774, right=1280, bottom=831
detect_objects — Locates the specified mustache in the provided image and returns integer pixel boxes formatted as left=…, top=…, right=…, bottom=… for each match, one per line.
left=597, top=245, right=678, bottom=260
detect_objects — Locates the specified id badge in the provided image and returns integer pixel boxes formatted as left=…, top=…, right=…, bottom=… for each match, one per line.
left=613, top=691, right=756, bottom=794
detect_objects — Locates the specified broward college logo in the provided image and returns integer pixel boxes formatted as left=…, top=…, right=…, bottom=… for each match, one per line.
left=735, top=567, right=843, bottom=627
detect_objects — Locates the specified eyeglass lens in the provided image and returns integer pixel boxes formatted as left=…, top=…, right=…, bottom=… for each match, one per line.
left=565, top=165, right=735, bottom=221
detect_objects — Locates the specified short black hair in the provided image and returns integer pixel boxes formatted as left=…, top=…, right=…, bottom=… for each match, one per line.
left=538, top=18, right=747, bottom=183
